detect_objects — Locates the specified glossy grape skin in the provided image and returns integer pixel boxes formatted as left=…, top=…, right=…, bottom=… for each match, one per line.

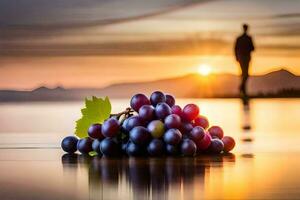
left=208, top=126, right=224, bottom=139
left=147, top=120, right=165, bottom=138
left=155, top=102, right=172, bottom=120
left=189, top=126, right=206, bottom=143
left=150, top=91, right=166, bottom=106
left=88, top=123, right=104, bottom=139
left=180, top=122, right=193, bottom=135
left=147, top=139, right=165, bottom=156
left=77, top=137, right=93, bottom=154
left=139, top=105, right=155, bottom=122
left=163, top=129, right=182, bottom=145
left=193, top=115, right=209, bottom=129
left=124, top=116, right=144, bottom=132
left=126, top=142, right=144, bottom=157
left=166, top=144, right=180, bottom=156
left=183, top=104, right=200, bottom=121
left=222, top=136, right=235, bottom=152
left=171, top=105, right=183, bottom=117
left=164, top=114, right=181, bottom=129
left=165, top=94, right=175, bottom=107
left=100, top=138, right=120, bottom=157
left=130, top=93, right=151, bottom=112
left=92, top=139, right=102, bottom=155
left=130, top=126, right=151, bottom=145
left=61, top=136, right=78, bottom=153
left=207, top=138, right=224, bottom=154
left=101, top=118, right=120, bottom=138
left=181, top=139, right=197, bottom=156
left=196, top=132, right=212, bottom=151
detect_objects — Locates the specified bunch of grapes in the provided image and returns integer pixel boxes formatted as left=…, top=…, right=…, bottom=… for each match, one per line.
left=61, top=91, right=235, bottom=157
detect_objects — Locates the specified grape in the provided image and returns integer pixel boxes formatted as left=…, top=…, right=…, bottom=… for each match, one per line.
left=61, top=136, right=78, bottom=153
left=180, top=122, right=193, bottom=135
left=183, top=104, right=199, bottom=121
left=181, top=139, right=197, bottom=156
left=189, top=126, right=205, bottom=143
left=130, top=93, right=151, bottom=112
left=121, top=142, right=128, bottom=154
left=164, top=114, right=181, bottom=129
left=193, top=115, right=209, bottom=129
left=147, top=120, right=165, bottom=138
left=77, top=137, right=93, bottom=154
left=101, top=118, right=120, bottom=138
left=171, top=105, right=183, bottom=117
left=163, top=129, right=182, bottom=145
left=208, top=126, right=224, bottom=139
left=124, top=116, right=144, bottom=132
left=150, top=91, right=166, bottom=106
left=165, top=94, right=175, bottom=107
left=126, top=142, right=144, bottom=156
left=139, top=105, right=155, bottom=122
left=155, top=102, right=172, bottom=120
left=130, top=126, right=151, bottom=145
left=222, top=136, right=235, bottom=152
left=92, top=139, right=102, bottom=155
left=100, top=138, right=120, bottom=157
left=88, top=123, right=104, bottom=139
left=147, top=139, right=164, bottom=156
left=121, top=118, right=130, bottom=132
left=207, top=138, right=224, bottom=153
left=166, top=144, right=180, bottom=156
left=196, top=133, right=212, bottom=151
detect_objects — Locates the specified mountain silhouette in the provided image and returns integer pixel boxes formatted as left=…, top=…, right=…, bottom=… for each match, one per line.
left=0, top=69, right=299, bottom=101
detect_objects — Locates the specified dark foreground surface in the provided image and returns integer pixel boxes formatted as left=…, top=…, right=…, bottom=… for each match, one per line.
left=0, top=99, right=300, bottom=199
left=0, top=150, right=300, bottom=200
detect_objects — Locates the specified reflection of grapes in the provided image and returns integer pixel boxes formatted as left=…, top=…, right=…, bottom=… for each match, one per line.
left=61, top=91, right=235, bottom=156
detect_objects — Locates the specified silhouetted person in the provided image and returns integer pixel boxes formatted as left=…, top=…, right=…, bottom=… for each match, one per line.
left=234, top=24, right=255, bottom=99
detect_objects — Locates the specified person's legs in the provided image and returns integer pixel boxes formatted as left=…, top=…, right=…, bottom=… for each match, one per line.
left=239, top=57, right=250, bottom=96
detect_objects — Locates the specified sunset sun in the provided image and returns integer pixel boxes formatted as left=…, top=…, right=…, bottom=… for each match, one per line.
left=197, top=64, right=212, bottom=76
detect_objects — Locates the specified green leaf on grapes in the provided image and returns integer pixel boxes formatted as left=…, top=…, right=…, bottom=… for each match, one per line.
left=89, top=151, right=98, bottom=157
left=75, top=96, right=111, bottom=138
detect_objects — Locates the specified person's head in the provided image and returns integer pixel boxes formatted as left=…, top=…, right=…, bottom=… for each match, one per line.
left=242, top=24, right=249, bottom=33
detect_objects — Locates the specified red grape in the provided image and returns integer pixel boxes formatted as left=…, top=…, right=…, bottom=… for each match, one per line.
left=193, top=115, right=209, bottom=129
left=183, top=104, right=199, bottom=121
left=222, top=136, right=235, bottom=152
left=196, top=132, right=212, bottom=151
left=208, top=126, right=224, bottom=139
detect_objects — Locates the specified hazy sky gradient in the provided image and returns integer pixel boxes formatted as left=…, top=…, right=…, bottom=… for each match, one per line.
left=0, top=0, right=299, bottom=89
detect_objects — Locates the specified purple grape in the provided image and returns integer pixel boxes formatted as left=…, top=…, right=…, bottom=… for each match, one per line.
left=166, top=144, right=179, bottom=156
left=61, top=136, right=78, bottom=153
left=181, top=139, right=197, bottom=156
left=180, top=122, right=193, bottom=135
left=163, top=129, right=182, bottom=145
left=124, top=116, right=144, bottom=132
left=92, top=139, right=102, bottom=155
left=129, top=126, right=151, bottom=145
left=147, top=139, right=165, bottom=156
left=101, top=118, right=120, bottom=138
left=139, top=105, right=155, bottom=122
left=77, top=137, right=93, bottom=154
left=130, top=93, right=151, bottom=112
left=207, top=138, right=224, bottom=154
left=126, top=142, right=144, bottom=157
left=189, top=126, right=205, bottom=143
left=164, top=114, right=181, bottom=129
left=171, top=105, right=183, bottom=118
left=155, top=103, right=172, bottom=120
left=165, top=94, right=175, bottom=107
left=150, top=91, right=166, bottom=106
left=100, top=138, right=120, bottom=157
left=88, top=123, right=104, bottom=139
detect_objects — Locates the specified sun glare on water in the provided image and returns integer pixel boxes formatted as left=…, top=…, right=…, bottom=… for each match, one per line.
left=197, top=64, right=212, bottom=76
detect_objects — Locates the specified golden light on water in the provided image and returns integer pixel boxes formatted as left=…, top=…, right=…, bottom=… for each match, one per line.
left=197, top=64, right=212, bottom=76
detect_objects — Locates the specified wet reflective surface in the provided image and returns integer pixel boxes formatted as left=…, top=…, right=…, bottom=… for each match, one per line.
left=0, top=99, right=300, bottom=199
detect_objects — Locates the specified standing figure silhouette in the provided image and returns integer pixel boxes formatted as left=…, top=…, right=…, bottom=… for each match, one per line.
left=234, top=24, right=255, bottom=99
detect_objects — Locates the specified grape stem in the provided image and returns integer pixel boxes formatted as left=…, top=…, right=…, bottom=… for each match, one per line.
left=110, top=107, right=134, bottom=119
